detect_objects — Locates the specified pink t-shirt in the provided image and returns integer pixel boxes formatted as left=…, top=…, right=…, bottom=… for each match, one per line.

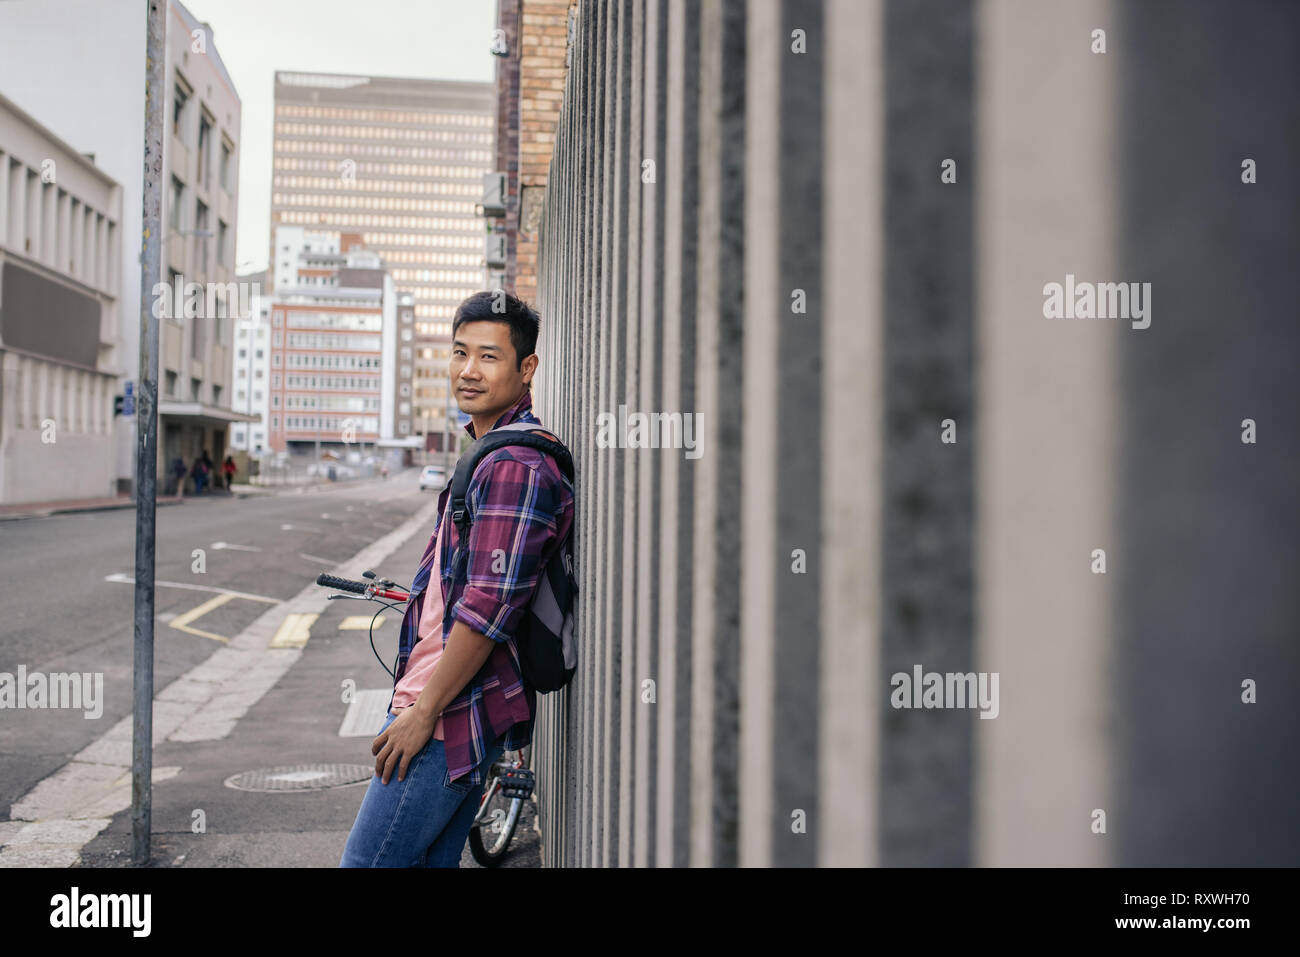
left=389, top=524, right=448, bottom=738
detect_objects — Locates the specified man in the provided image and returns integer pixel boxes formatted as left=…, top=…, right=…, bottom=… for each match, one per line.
left=340, top=291, right=575, bottom=867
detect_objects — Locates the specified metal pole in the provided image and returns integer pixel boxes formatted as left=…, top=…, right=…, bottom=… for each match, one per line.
left=132, top=0, right=165, bottom=867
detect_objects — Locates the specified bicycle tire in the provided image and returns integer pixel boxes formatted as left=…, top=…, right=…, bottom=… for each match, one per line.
left=469, top=791, right=522, bottom=867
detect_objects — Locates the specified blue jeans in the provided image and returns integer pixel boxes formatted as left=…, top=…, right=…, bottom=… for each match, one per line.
left=339, top=711, right=506, bottom=867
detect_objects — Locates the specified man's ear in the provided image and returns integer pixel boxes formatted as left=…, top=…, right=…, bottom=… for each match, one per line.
left=521, top=353, right=540, bottom=384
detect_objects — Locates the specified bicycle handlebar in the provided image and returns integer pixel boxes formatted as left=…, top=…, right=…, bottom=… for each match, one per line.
left=316, top=573, right=369, bottom=595
left=315, top=573, right=410, bottom=602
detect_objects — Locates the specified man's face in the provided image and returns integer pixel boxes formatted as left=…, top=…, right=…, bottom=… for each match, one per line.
left=450, top=319, right=535, bottom=423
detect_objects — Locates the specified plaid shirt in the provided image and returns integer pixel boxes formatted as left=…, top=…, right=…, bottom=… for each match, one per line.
left=387, top=389, right=575, bottom=786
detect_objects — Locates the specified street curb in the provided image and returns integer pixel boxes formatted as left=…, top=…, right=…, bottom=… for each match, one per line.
left=0, top=496, right=187, bottom=522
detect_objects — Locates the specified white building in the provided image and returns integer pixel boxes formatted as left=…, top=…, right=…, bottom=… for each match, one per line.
left=267, top=225, right=398, bottom=456
left=0, top=94, right=124, bottom=503
left=231, top=274, right=271, bottom=455
left=0, top=0, right=256, bottom=494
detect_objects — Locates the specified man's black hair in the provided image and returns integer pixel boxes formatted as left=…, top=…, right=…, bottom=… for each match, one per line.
left=451, top=290, right=540, bottom=371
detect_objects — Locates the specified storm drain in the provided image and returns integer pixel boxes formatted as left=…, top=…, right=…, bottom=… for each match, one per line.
left=224, top=764, right=374, bottom=792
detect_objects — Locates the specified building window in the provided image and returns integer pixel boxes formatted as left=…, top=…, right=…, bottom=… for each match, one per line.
left=272, top=416, right=279, bottom=428
left=190, top=377, right=201, bottom=401
left=271, top=374, right=279, bottom=387
left=169, top=177, right=184, bottom=229
left=217, top=220, right=228, bottom=266
left=272, top=395, right=280, bottom=408
left=165, top=268, right=183, bottom=320
left=173, top=80, right=190, bottom=138
left=195, top=201, right=209, bottom=272
left=212, top=384, right=222, bottom=406
left=165, top=371, right=178, bottom=397
left=191, top=317, right=203, bottom=359
left=220, top=139, right=233, bottom=192
left=198, top=113, right=212, bottom=186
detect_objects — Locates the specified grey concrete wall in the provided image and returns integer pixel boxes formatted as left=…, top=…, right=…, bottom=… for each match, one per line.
left=529, top=0, right=1300, bottom=867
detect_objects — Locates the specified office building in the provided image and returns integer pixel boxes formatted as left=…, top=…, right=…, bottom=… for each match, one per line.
left=269, top=71, right=493, bottom=453
left=266, top=225, right=406, bottom=456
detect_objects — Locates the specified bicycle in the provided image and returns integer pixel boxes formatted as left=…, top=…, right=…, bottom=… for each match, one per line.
left=315, top=570, right=533, bottom=866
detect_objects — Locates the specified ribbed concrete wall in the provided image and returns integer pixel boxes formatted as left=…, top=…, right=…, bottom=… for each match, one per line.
left=530, top=0, right=1300, bottom=867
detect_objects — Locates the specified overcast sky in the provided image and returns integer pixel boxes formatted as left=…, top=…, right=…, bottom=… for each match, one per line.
left=179, top=0, right=498, bottom=274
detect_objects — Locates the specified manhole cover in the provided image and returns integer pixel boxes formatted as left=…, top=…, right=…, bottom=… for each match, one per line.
left=224, top=764, right=374, bottom=792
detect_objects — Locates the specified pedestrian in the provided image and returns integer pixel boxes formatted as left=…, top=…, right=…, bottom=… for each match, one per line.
left=171, top=456, right=187, bottom=496
left=190, top=455, right=208, bottom=495
left=340, top=292, right=575, bottom=868
left=201, top=449, right=215, bottom=490
left=222, top=455, right=237, bottom=490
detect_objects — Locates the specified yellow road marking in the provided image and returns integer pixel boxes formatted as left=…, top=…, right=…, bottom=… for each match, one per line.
left=167, top=593, right=236, bottom=643
left=270, top=613, right=319, bottom=648
left=339, top=614, right=386, bottom=631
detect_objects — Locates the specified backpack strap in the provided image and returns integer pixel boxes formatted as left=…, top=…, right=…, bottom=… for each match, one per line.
left=448, top=423, right=574, bottom=539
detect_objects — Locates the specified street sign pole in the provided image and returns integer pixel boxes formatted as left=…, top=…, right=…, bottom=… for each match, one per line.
left=131, top=0, right=166, bottom=867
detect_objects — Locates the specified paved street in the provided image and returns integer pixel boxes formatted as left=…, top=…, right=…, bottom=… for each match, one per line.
left=0, top=468, right=541, bottom=867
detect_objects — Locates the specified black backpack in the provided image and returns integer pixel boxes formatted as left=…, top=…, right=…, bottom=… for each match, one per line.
left=443, top=422, right=577, bottom=693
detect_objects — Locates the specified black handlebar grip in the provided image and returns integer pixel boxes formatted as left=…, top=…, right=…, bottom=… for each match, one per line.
left=316, top=573, right=368, bottom=595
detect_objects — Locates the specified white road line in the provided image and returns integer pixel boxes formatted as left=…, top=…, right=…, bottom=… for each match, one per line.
left=103, top=572, right=279, bottom=604
left=8, top=495, right=442, bottom=866
left=211, top=542, right=262, bottom=552
left=298, top=553, right=341, bottom=565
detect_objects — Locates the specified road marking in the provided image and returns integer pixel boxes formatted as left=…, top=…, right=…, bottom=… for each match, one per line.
left=211, top=541, right=262, bottom=552
left=339, top=614, right=386, bottom=631
left=280, top=523, right=321, bottom=532
left=339, top=689, right=393, bottom=737
left=299, top=553, right=341, bottom=565
left=269, top=612, right=318, bottom=648
left=168, top=593, right=235, bottom=643
left=104, top=572, right=279, bottom=604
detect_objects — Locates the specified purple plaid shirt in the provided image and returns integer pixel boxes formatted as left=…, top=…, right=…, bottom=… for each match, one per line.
left=388, top=389, right=575, bottom=786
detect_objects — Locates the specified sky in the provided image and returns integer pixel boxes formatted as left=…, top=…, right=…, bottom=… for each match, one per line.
left=178, top=0, right=498, bottom=275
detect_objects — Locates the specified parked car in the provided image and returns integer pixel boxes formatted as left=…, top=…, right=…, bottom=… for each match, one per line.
left=419, top=465, right=447, bottom=491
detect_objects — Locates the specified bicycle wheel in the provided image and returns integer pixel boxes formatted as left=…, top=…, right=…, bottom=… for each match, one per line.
left=469, top=764, right=522, bottom=867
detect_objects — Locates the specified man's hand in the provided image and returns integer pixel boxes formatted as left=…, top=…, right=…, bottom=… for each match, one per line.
left=372, top=706, right=436, bottom=784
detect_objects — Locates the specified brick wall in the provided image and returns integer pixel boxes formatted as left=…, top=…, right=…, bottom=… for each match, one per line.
left=495, top=0, right=572, bottom=305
